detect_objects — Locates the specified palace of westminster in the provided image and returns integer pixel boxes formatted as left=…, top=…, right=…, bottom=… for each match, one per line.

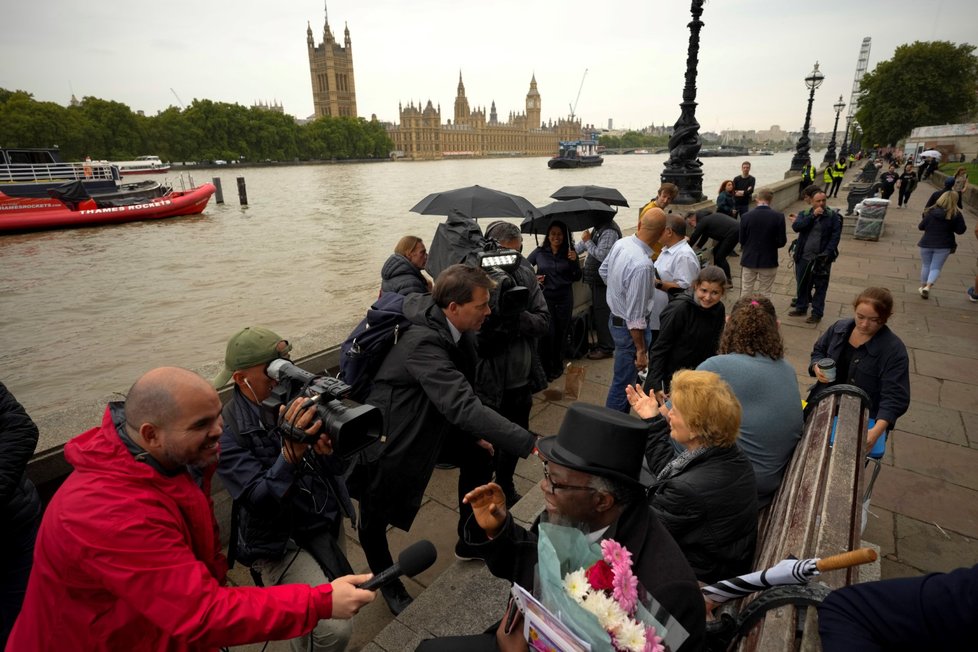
left=307, top=9, right=585, bottom=161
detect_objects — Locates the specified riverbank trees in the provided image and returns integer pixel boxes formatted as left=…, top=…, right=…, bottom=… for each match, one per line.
left=0, top=89, right=393, bottom=162
left=856, top=41, right=978, bottom=146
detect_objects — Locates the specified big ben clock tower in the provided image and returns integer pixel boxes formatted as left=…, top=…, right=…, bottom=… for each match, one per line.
left=525, top=74, right=541, bottom=129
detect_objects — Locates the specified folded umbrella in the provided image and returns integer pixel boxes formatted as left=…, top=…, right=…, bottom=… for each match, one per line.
left=701, top=548, right=877, bottom=605
left=521, top=198, right=617, bottom=235
left=410, top=185, right=542, bottom=220
left=550, top=185, right=629, bottom=207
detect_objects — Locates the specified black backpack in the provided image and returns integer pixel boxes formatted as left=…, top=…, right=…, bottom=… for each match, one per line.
left=339, top=292, right=413, bottom=402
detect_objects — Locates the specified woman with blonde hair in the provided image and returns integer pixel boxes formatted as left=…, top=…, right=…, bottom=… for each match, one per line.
left=917, top=191, right=966, bottom=299
left=628, top=370, right=758, bottom=583
left=697, top=295, right=803, bottom=506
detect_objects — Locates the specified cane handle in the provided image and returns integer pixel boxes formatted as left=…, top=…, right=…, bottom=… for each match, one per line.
left=816, top=548, right=878, bottom=572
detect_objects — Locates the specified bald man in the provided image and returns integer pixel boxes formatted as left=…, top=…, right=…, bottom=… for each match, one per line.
left=599, top=208, right=667, bottom=412
left=8, top=367, right=375, bottom=651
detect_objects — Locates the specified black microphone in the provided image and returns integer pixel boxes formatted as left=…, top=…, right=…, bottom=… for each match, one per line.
left=358, top=539, right=437, bottom=591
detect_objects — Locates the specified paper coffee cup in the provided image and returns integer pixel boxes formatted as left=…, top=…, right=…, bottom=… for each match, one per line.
left=817, top=358, right=837, bottom=382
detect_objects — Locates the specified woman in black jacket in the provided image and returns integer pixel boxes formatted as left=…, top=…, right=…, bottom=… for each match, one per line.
left=528, top=220, right=581, bottom=380
left=643, top=266, right=727, bottom=400
left=809, top=287, right=910, bottom=449
left=917, top=191, right=966, bottom=299
left=628, top=370, right=758, bottom=583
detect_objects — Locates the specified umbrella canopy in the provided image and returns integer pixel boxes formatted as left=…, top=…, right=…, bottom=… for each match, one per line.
left=550, top=185, right=630, bottom=207
left=521, top=198, right=617, bottom=235
left=410, top=185, right=542, bottom=220
left=919, top=149, right=942, bottom=160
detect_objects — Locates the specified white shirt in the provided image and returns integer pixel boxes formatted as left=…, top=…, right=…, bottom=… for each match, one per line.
left=650, top=239, right=700, bottom=330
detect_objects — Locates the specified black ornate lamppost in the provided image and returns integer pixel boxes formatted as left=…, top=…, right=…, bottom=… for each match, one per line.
left=839, top=113, right=853, bottom=160
left=788, top=62, right=825, bottom=173
left=660, top=0, right=706, bottom=204
left=823, top=95, right=846, bottom=164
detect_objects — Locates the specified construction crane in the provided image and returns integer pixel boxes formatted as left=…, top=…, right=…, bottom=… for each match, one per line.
left=170, top=88, right=185, bottom=109
left=569, top=69, right=588, bottom=121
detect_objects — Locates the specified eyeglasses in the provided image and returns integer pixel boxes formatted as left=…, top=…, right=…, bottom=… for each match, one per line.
left=541, top=460, right=596, bottom=495
left=854, top=313, right=881, bottom=325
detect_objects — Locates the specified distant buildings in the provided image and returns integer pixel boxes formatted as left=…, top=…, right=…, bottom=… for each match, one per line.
left=387, top=74, right=583, bottom=160
left=306, top=9, right=357, bottom=119
left=252, top=100, right=284, bottom=114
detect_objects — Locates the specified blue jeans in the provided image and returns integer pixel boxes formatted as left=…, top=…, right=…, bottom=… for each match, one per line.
left=920, top=247, right=952, bottom=285
left=606, top=317, right=651, bottom=413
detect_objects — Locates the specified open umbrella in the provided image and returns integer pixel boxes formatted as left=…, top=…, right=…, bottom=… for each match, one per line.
left=701, top=548, right=877, bottom=605
left=919, top=149, right=942, bottom=160
left=550, top=185, right=629, bottom=207
left=410, top=185, right=542, bottom=220
left=520, top=198, right=617, bottom=235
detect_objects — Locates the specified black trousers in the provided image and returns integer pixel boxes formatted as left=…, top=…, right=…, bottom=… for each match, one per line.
left=416, top=633, right=497, bottom=652
left=711, top=234, right=739, bottom=283
left=441, top=433, right=495, bottom=540
left=590, top=282, right=613, bottom=352
left=492, top=385, right=532, bottom=500
left=540, top=293, right=573, bottom=377
left=0, top=514, right=40, bottom=649
left=830, top=178, right=843, bottom=197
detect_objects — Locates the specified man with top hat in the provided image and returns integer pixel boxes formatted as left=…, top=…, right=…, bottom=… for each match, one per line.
left=214, top=327, right=356, bottom=652
left=415, top=403, right=706, bottom=651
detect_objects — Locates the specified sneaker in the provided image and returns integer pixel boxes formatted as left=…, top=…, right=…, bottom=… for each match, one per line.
left=920, top=287, right=929, bottom=299
left=454, top=540, right=486, bottom=562
left=787, top=309, right=807, bottom=317
left=968, top=287, right=978, bottom=303
left=380, top=579, right=413, bottom=615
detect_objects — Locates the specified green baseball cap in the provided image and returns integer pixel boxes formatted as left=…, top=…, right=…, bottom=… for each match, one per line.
left=212, top=326, right=292, bottom=388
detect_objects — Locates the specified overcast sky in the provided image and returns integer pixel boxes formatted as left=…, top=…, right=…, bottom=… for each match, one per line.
left=3, top=0, right=975, bottom=133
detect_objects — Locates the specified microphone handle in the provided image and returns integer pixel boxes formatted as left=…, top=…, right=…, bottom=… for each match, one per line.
left=357, top=563, right=402, bottom=591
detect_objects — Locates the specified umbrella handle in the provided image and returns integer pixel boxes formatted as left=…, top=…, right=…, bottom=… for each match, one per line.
left=816, top=547, right=878, bottom=572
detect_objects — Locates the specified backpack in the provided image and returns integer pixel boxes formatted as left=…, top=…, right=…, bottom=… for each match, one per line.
left=339, top=291, right=413, bottom=402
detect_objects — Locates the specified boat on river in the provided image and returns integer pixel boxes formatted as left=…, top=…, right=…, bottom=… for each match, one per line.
left=112, top=155, right=171, bottom=175
left=0, top=182, right=216, bottom=233
left=1, top=147, right=120, bottom=197
left=548, top=139, right=603, bottom=169
left=699, top=146, right=750, bottom=158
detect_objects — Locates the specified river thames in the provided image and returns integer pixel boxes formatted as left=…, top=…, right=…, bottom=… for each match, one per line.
left=0, top=151, right=804, bottom=419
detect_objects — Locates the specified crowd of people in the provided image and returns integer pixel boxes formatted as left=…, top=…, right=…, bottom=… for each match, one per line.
left=3, top=152, right=975, bottom=652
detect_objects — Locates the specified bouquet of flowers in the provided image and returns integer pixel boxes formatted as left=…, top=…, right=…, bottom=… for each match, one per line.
left=534, top=521, right=688, bottom=652
left=563, top=540, right=664, bottom=652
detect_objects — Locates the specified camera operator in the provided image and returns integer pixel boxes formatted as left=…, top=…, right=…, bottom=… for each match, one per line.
left=213, top=327, right=356, bottom=652
left=351, top=264, right=537, bottom=616
left=477, top=221, right=550, bottom=508
left=7, top=367, right=375, bottom=651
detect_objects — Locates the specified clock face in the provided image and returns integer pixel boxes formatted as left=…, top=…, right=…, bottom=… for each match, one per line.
left=529, top=98, right=539, bottom=108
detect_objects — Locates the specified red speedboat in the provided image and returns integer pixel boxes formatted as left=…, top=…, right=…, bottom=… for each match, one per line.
left=0, top=183, right=216, bottom=233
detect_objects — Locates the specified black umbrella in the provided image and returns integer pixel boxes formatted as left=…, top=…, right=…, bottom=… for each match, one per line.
left=550, top=185, right=629, bottom=207
left=410, top=185, right=542, bottom=220
left=521, top=199, right=617, bottom=235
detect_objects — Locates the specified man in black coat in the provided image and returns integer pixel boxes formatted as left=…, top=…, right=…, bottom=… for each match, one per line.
left=732, top=160, right=756, bottom=217
left=0, top=382, right=41, bottom=649
left=416, top=403, right=705, bottom=651
left=738, top=188, right=787, bottom=297
left=686, top=208, right=739, bottom=284
left=788, top=190, right=843, bottom=323
left=352, top=265, right=537, bottom=615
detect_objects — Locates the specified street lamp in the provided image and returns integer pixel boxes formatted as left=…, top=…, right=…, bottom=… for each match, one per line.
left=660, top=0, right=706, bottom=205
left=839, top=113, right=853, bottom=160
left=823, top=95, right=846, bottom=164
left=789, top=62, right=825, bottom=173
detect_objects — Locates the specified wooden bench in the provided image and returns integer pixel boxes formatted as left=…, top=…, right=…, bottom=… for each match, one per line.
left=707, top=384, right=873, bottom=651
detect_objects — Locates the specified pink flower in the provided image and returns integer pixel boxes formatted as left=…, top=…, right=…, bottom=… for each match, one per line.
left=643, top=626, right=665, bottom=652
left=586, top=559, right=615, bottom=591
left=613, top=569, right=639, bottom=614
left=601, top=539, right=633, bottom=569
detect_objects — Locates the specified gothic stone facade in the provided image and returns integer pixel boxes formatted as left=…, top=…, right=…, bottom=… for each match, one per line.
left=388, top=74, right=582, bottom=160
left=307, top=13, right=357, bottom=118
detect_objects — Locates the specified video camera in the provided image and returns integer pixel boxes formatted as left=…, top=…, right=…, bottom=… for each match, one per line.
left=261, top=359, right=382, bottom=459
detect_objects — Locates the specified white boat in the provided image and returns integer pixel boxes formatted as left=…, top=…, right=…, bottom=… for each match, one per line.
left=112, top=155, right=171, bottom=175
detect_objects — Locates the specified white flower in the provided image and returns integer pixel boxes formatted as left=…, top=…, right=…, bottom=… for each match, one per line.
left=613, top=617, right=648, bottom=652
left=563, top=568, right=589, bottom=603
left=582, top=590, right=626, bottom=630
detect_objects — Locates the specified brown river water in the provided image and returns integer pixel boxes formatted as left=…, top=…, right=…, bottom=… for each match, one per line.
left=0, top=152, right=799, bottom=419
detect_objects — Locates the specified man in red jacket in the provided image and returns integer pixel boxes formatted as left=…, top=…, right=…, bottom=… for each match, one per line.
left=7, top=367, right=375, bottom=651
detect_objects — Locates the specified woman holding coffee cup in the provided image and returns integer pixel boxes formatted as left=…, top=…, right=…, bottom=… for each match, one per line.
left=807, top=287, right=910, bottom=448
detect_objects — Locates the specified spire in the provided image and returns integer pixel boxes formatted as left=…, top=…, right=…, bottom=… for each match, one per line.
left=344, top=21, right=351, bottom=47
left=457, top=70, right=465, bottom=96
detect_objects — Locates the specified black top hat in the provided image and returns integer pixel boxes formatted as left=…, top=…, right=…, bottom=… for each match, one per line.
left=537, top=403, right=648, bottom=488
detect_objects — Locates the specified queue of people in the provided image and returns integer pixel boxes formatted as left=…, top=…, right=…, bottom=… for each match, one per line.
left=6, top=155, right=974, bottom=652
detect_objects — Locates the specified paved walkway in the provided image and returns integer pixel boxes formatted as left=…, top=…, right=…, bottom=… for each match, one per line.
left=232, top=168, right=978, bottom=651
